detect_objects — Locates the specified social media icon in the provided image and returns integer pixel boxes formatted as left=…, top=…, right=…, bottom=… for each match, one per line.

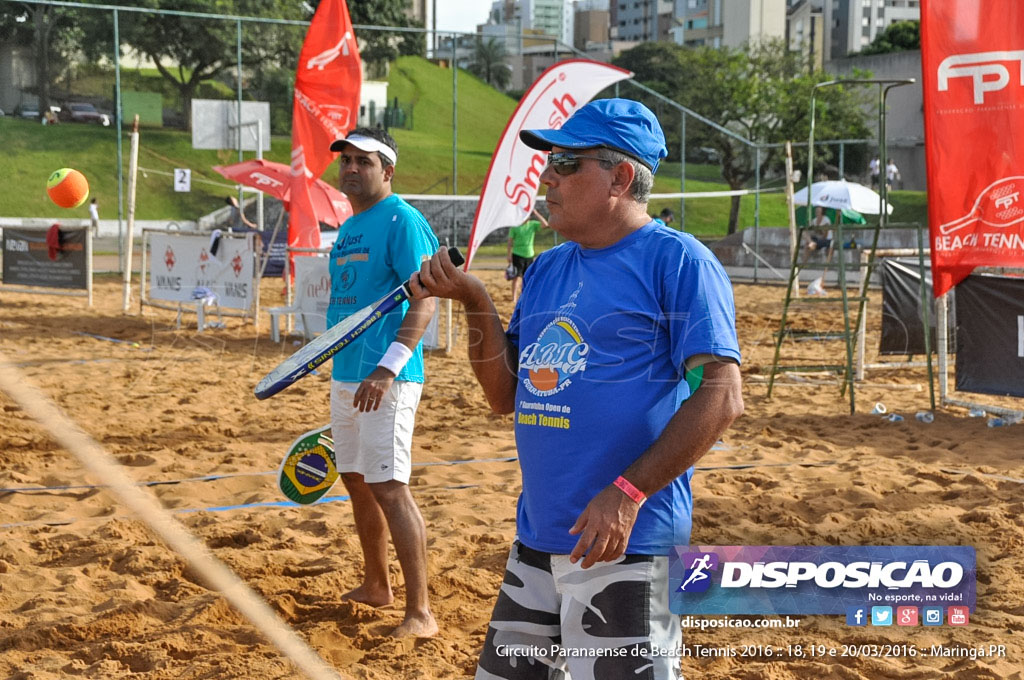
left=948, top=606, right=969, bottom=626
left=871, top=606, right=893, bottom=626
left=846, top=606, right=867, bottom=626
left=897, top=607, right=918, bottom=626
left=923, top=607, right=943, bottom=626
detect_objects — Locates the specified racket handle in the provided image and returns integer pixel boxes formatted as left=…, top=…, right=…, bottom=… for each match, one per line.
left=446, top=246, right=465, bottom=268
left=402, top=247, right=465, bottom=296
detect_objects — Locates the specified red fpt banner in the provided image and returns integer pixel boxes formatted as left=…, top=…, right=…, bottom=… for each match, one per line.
left=289, top=0, right=362, bottom=258
left=921, top=0, right=1024, bottom=297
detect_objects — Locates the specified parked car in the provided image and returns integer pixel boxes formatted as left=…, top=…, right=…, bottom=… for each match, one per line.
left=15, top=103, right=40, bottom=120
left=61, top=102, right=110, bottom=126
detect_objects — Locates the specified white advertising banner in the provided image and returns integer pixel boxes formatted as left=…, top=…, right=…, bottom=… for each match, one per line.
left=148, top=232, right=256, bottom=310
left=291, top=255, right=331, bottom=337
left=464, top=59, right=632, bottom=267
left=289, top=254, right=441, bottom=348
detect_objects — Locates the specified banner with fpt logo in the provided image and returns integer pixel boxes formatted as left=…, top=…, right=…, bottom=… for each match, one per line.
left=670, top=546, right=976, bottom=616
left=921, top=1, right=1024, bottom=297
left=148, top=232, right=255, bottom=310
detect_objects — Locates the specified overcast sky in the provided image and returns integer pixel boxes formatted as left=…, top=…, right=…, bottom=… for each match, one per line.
left=432, top=0, right=492, bottom=35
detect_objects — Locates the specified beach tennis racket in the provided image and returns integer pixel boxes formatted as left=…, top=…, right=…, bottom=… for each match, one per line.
left=278, top=424, right=338, bottom=504
left=254, top=246, right=464, bottom=400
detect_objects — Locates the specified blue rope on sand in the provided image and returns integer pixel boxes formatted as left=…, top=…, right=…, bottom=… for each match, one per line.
left=0, top=493, right=353, bottom=529
left=0, top=471, right=275, bottom=494
left=173, top=493, right=352, bottom=514
left=74, top=331, right=151, bottom=349
left=7, top=461, right=1019, bottom=531
left=0, top=443, right=754, bottom=529
left=0, top=444, right=736, bottom=496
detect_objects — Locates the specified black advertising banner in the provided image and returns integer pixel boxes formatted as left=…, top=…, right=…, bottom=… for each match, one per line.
left=880, top=258, right=952, bottom=356
left=2, top=228, right=88, bottom=289
left=954, top=274, right=1024, bottom=398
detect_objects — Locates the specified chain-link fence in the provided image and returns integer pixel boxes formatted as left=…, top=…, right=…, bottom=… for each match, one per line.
left=3, top=0, right=910, bottom=280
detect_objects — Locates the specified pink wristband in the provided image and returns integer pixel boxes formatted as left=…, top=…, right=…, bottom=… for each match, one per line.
left=613, top=475, right=646, bottom=506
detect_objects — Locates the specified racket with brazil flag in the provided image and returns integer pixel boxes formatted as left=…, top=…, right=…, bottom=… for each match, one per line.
left=277, top=425, right=339, bottom=504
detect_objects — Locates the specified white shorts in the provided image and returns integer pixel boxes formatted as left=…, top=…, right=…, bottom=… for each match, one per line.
left=329, top=379, right=423, bottom=484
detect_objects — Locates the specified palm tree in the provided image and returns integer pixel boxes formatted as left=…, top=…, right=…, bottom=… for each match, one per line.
left=468, top=37, right=511, bottom=90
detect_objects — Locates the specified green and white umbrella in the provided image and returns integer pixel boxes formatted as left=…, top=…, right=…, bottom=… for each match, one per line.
left=794, top=179, right=893, bottom=215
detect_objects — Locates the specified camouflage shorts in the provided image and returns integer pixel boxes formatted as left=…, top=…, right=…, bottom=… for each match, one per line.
left=475, top=541, right=682, bottom=680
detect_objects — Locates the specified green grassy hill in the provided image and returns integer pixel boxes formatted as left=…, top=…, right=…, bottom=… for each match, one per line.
left=0, top=55, right=928, bottom=236
left=386, top=56, right=517, bottom=194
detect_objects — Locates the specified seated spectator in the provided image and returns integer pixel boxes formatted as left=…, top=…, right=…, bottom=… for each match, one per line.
left=805, top=207, right=832, bottom=252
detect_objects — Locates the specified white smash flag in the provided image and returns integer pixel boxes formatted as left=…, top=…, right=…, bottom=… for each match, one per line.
left=464, top=59, right=633, bottom=268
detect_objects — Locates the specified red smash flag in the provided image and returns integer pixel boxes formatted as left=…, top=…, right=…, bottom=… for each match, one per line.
left=921, top=0, right=1024, bottom=297
left=289, top=0, right=362, bottom=258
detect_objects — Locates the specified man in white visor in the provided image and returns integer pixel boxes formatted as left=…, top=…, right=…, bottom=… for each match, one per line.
left=326, top=127, right=440, bottom=637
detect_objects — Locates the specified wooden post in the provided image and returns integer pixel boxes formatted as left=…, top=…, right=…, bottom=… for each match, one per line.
left=122, top=115, right=140, bottom=313
left=785, top=141, right=799, bottom=297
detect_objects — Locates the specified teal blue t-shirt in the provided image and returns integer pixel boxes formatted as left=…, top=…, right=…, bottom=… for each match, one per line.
left=327, top=194, right=439, bottom=383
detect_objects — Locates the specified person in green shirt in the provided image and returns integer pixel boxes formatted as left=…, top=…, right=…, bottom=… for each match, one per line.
left=506, top=208, right=547, bottom=304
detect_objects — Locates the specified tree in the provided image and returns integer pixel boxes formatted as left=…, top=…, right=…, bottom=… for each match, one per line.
left=468, top=37, right=510, bottom=90
left=310, top=0, right=425, bottom=78
left=614, top=40, right=872, bottom=234
left=0, top=5, right=33, bottom=47
left=861, top=21, right=920, bottom=56
left=1, top=3, right=80, bottom=115
left=105, top=0, right=304, bottom=129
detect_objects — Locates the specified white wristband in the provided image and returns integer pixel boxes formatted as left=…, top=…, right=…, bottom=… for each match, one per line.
left=377, top=342, right=414, bottom=376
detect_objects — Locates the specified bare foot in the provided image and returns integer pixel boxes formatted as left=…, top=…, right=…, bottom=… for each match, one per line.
left=389, top=612, right=438, bottom=638
left=341, top=583, right=393, bottom=608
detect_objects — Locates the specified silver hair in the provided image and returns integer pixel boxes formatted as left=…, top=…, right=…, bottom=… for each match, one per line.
left=596, top=148, right=653, bottom=203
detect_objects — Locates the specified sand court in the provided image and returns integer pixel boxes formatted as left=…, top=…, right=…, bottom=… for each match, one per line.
left=1, top=271, right=1021, bottom=679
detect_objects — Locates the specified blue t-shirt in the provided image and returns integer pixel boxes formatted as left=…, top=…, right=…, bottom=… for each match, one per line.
left=327, top=194, right=439, bottom=383
left=506, top=221, right=741, bottom=555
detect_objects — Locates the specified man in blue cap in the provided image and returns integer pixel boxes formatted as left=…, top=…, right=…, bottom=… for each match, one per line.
left=410, top=99, right=743, bottom=678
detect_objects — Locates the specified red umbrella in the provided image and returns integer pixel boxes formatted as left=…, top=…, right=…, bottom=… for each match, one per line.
left=212, top=159, right=353, bottom=227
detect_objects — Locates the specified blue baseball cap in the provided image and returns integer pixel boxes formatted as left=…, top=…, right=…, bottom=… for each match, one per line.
left=519, top=98, right=668, bottom=173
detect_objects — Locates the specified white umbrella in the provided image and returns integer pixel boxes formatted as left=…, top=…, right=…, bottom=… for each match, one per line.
left=793, top=179, right=893, bottom=215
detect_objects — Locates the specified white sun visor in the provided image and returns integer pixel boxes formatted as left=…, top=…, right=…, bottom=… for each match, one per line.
left=330, top=134, right=398, bottom=165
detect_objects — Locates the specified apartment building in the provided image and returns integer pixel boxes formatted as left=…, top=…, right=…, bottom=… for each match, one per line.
left=671, top=0, right=786, bottom=48
left=824, top=0, right=920, bottom=60
left=611, top=0, right=674, bottom=42
left=787, top=0, right=825, bottom=69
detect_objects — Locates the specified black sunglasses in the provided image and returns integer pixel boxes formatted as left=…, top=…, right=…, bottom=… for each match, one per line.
left=546, top=151, right=615, bottom=176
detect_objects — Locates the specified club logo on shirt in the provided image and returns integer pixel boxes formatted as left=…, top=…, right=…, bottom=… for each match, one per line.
left=519, top=282, right=589, bottom=396
left=338, top=265, right=356, bottom=291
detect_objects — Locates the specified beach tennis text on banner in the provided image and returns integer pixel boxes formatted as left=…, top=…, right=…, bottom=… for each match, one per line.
left=670, top=546, right=976, bottom=616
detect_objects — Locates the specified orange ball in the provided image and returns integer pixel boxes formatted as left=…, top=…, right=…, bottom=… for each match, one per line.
left=46, top=168, right=90, bottom=209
